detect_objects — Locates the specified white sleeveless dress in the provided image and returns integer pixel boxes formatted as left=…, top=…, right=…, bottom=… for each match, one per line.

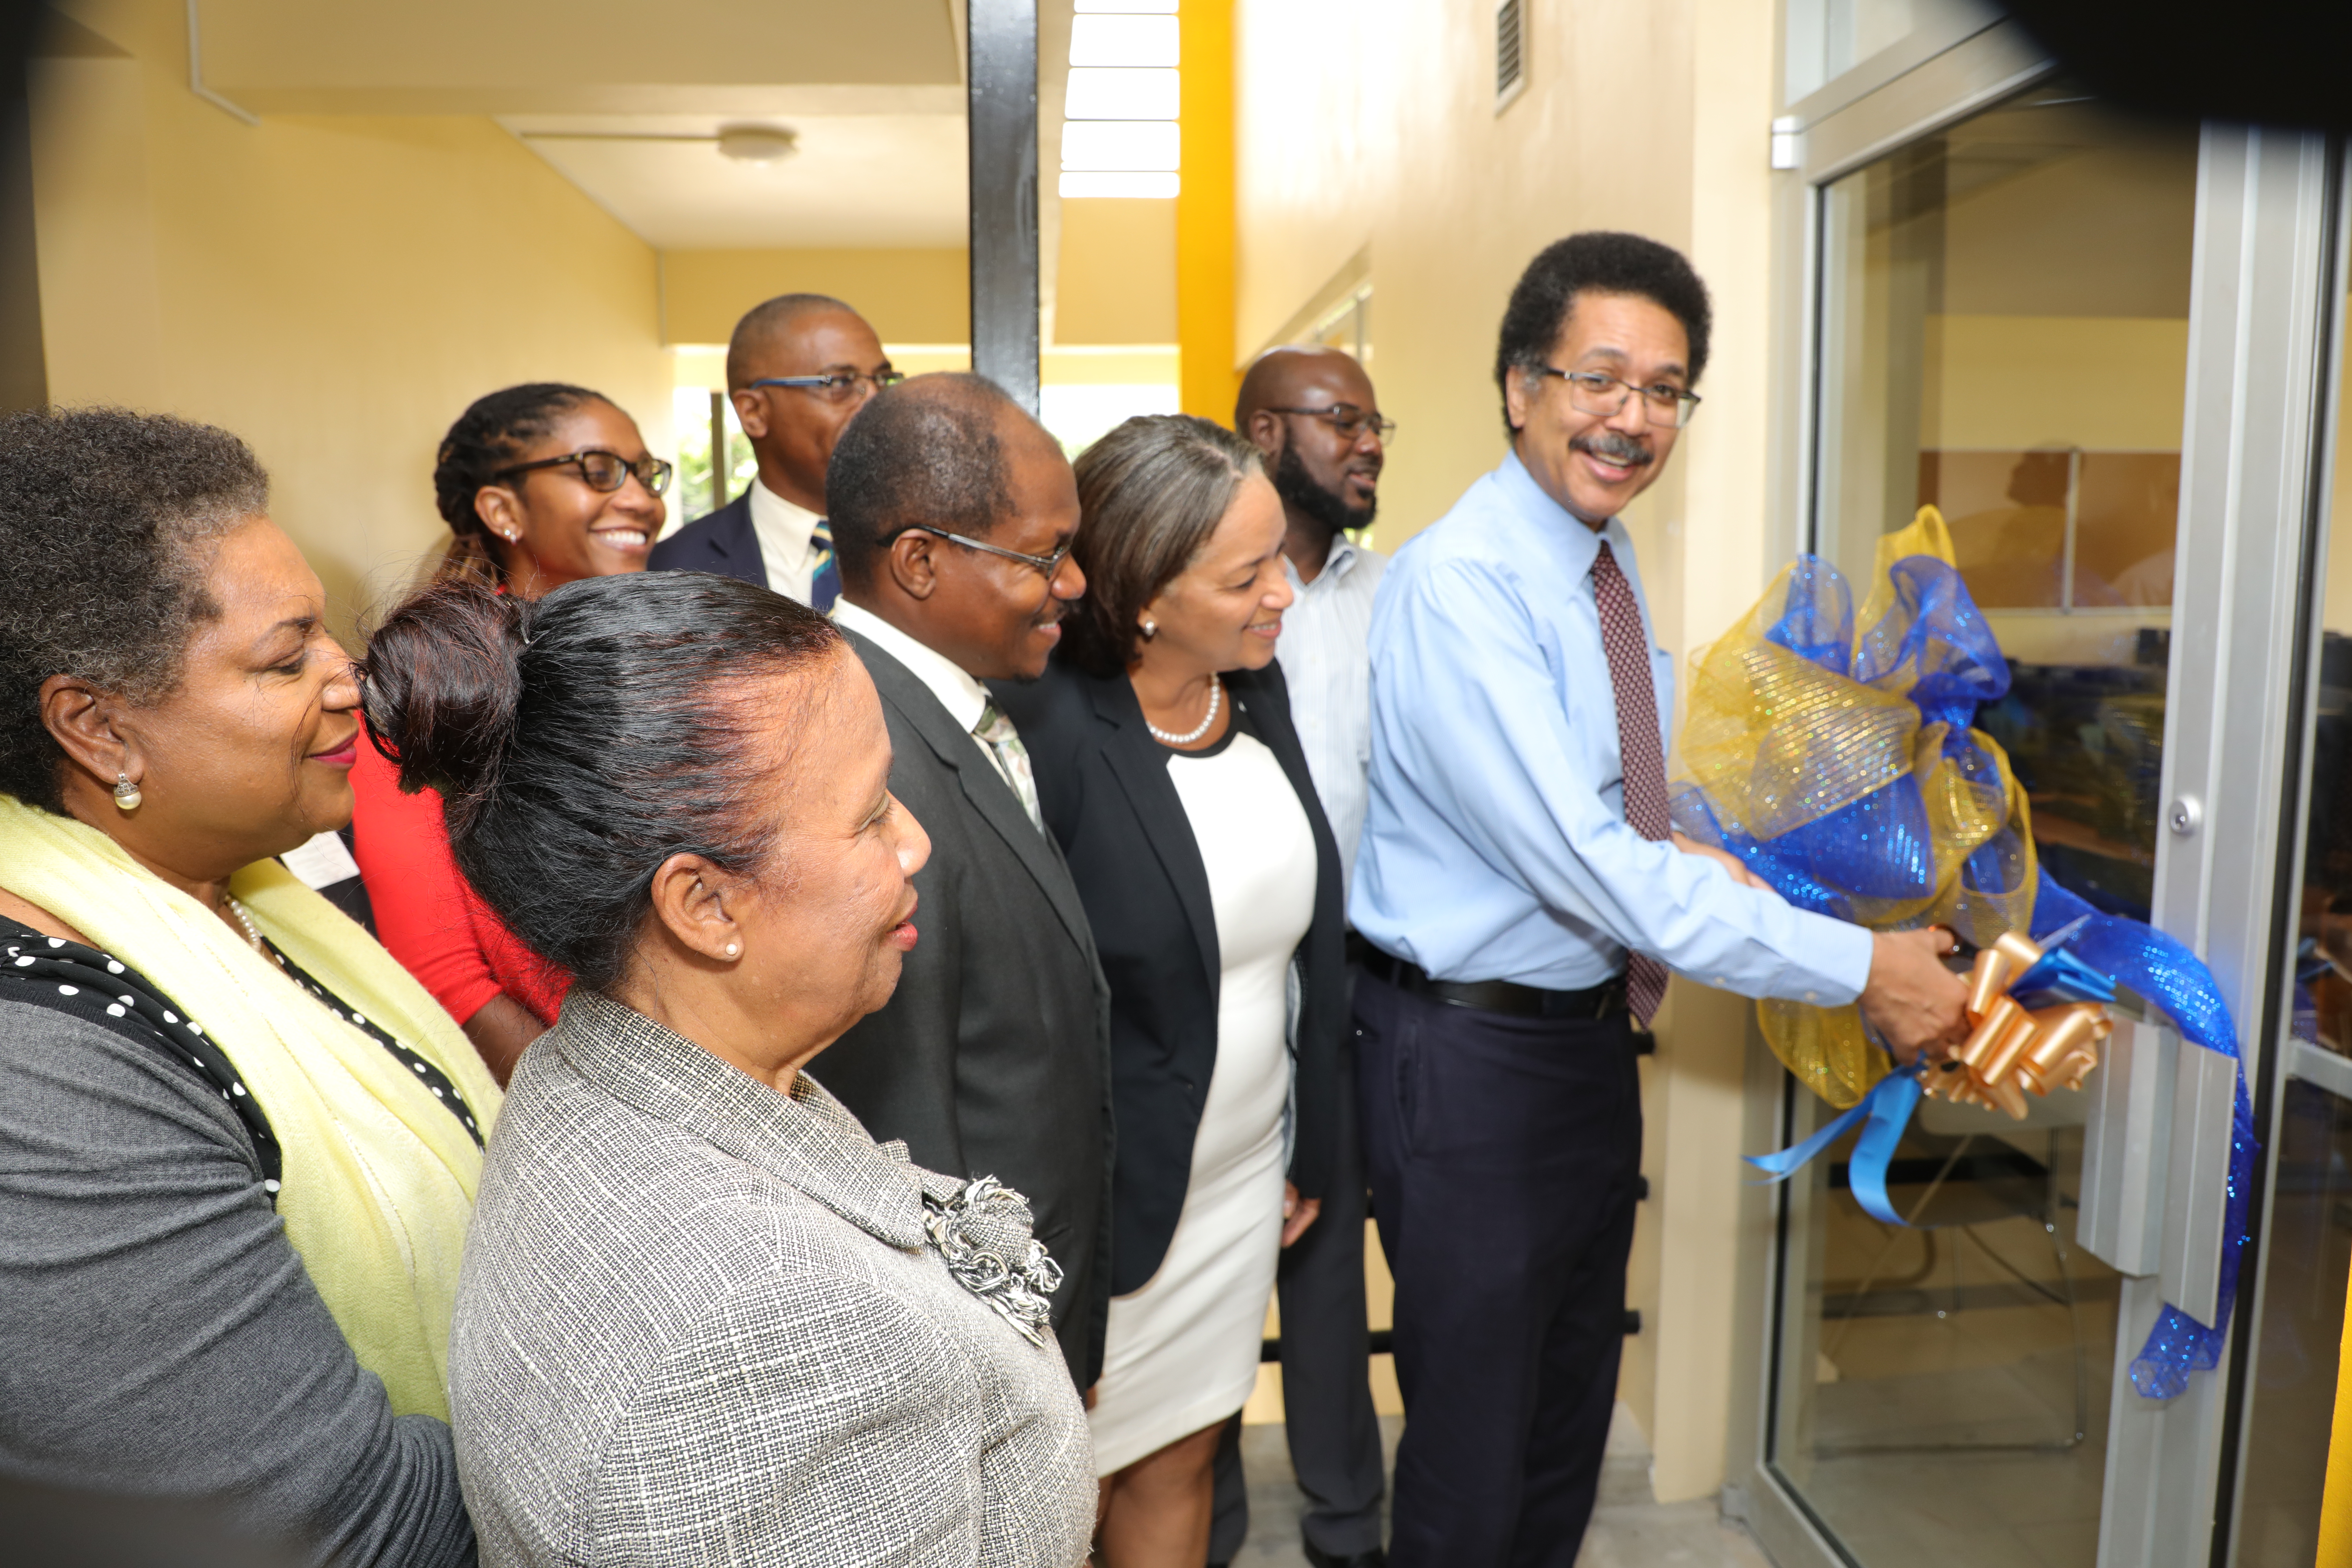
left=1086, top=718, right=1318, bottom=1475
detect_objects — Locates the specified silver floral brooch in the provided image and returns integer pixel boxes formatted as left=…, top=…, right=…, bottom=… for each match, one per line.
left=921, top=1176, right=1064, bottom=1348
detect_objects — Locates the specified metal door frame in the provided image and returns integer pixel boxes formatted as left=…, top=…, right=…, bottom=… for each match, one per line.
left=1730, top=20, right=2341, bottom=1568
left=2210, top=148, right=2349, bottom=1568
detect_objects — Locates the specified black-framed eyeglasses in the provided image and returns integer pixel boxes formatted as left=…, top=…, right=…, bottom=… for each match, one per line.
left=1530, top=366, right=1702, bottom=429
left=493, top=448, right=674, bottom=496
left=747, top=369, right=907, bottom=404
left=906, top=525, right=1074, bottom=581
left=1264, top=402, right=1398, bottom=444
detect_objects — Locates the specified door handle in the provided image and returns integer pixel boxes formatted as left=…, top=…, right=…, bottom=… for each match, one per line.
left=2076, top=1016, right=2236, bottom=1328
left=2078, top=1016, right=2173, bottom=1276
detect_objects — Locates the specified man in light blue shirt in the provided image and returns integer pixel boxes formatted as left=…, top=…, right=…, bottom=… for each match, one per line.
left=1351, top=232, right=1968, bottom=1568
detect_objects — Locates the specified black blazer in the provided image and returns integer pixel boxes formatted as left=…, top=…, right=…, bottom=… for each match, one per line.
left=818, top=627, right=1116, bottom=1386
left=646, top=494, right=762, bottom=584
left=990, top=655, right=1346, bottom=1296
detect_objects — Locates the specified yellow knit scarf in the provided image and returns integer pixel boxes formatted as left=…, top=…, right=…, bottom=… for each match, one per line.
left=0, top=795, right=501, bottom=1419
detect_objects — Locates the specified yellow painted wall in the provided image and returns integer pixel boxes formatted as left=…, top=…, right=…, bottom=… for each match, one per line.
left=1233, top=0, right=1782, bottom=1503
left=662, top=247, right=971, bottom=350
left=32, top=0, right=666, bottom=640
left=1176, top=0, right=1238, bottom=421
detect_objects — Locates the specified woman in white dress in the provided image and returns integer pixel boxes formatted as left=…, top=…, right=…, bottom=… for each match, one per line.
left=993, top=415, right=1352, bottom=1567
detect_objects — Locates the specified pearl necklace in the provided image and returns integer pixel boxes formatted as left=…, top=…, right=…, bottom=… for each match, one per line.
left=226, top=897, right=282, bottom=967
left=1147, top=673, right=1223, bottom=747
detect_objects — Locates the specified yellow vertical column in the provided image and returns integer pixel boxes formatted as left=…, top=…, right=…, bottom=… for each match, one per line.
left=1176, top=0, right=1239, bottom=424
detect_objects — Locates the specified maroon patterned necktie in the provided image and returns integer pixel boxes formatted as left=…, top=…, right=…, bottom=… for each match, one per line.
left=1590, top=540, right=1670, bottom=1027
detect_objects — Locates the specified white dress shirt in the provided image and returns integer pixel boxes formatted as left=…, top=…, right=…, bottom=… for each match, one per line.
left=1275, top=537, right=1387, bottom=893
left=1351, top=453, right=1874, bottom=1000
left=748, top=478, right=828, bottom=605
left=830, top=599, right=1029, bottom=804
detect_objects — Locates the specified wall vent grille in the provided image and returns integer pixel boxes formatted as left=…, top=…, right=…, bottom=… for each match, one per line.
left=1496, top=0, right=1526, bottom=110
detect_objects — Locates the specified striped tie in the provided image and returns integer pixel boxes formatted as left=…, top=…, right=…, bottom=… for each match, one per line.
left=974, top=703, right=1043, bottom=832
left=810, top=518, right=840, bottom=614
left=1591, top=540, right=1670, bottom=1028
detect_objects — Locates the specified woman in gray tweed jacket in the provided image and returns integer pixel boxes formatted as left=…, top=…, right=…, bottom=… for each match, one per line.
left=363, top=572, right=1095, bottom=1567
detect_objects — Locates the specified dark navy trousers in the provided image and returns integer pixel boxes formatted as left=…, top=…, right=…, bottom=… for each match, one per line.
left=1353, top=968, right=1642, bottom=1568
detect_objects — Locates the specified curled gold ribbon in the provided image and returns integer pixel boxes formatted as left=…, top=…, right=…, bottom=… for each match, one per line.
left=1918, top=931, right=2112, bottom=1120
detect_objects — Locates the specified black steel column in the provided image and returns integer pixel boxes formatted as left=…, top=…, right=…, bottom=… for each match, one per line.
left=967, top=0, right=1040, bottom=414
left=0, top=13, right=50, bottom=415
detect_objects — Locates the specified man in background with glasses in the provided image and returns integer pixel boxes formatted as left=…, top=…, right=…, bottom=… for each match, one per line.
left=1351, top=232, right=1971, bottom=1567
left=647, top=291, right=901, bottom=610
left=814, top=373, right=1114, bottom=1393
left=1200, top=345, right=1395, bottom=1568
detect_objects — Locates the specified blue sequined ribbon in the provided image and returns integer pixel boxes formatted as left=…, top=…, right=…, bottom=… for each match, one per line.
left=1722, top=551, right=2255, bottom=1402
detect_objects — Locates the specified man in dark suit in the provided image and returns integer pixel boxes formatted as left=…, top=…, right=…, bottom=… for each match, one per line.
left=646, top=293, right=898, bottom=610
left=817, top=371, right=1114, bottom=1387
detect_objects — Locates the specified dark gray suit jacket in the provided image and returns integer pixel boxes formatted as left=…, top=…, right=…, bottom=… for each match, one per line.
left=817, top=626, right=1115, bottom=1389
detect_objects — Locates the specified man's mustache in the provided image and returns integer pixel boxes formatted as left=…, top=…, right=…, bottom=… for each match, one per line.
left=1571, top=431, right=1653, bottom=469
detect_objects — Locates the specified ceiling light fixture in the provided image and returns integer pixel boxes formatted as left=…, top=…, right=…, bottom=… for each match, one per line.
left=515, top=123, right=801, bottom=164
left=717, top=124, right=799, bottom=163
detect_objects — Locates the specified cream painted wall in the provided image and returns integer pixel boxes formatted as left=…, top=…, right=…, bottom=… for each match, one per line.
left=1236, top=0, right=1695, bottom=549
left=1233, top=0, right=1783, bottom=1504
left=662, top=247, right=970, bottom=348
left=1056, top=198, right=1177, bottom=346
left=31, top=0, right=667, bottom=639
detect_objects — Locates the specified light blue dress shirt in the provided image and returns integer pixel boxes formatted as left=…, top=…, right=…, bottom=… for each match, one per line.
left=1349, top=452, right=1874, bottom=1003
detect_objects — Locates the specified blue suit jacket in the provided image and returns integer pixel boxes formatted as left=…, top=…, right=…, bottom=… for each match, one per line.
left=647, top=495, right=763, bottom=585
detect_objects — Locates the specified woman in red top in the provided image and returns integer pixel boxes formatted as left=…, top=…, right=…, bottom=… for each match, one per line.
left=352, top=383, right=670, bottom=1080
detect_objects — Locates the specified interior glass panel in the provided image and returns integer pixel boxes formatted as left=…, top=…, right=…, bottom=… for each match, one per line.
left=2234, top=1081, right=2352, bottom=1565
left=1774, top=83, right=2201, bottom=1568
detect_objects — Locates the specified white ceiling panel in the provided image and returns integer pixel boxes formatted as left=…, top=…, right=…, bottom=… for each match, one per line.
left=502, top=114, right=970, bottom=248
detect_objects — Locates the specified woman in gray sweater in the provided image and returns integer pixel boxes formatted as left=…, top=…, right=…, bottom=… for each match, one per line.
left=0, top=411, right=494, bottom=1565
left=365, top=570, right=1096, bottom=1566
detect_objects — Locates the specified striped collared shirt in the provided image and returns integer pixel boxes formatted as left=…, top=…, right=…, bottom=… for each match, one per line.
left=1275, top=536, right=1387, bottom=895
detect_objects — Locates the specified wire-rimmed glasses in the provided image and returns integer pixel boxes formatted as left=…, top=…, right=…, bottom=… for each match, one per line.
left=1529, top=366, right=1702, bottom=429
left=746, top=369, right=908, bottom=404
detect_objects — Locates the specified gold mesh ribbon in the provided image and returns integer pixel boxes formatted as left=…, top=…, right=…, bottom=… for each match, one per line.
left=1677, top=509, right=2043, bottom=1108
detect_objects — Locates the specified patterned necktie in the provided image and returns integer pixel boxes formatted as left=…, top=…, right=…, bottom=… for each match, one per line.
left=1590, top=540, right=1670, bottom=1027
left=974, top=702, right=1044, bottom=832
left=809, top=518, right=840, bottom=614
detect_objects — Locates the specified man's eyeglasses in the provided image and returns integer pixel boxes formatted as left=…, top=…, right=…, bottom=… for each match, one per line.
left=905, top=525, right=1074, bottom=581
left=747, top=369, right=907, bottom=404
left=494, top=448, right=674, bottom=496
left=1264, top=403, right=1398, bottom=444
left=1530, top=366, right=1702, bottom=429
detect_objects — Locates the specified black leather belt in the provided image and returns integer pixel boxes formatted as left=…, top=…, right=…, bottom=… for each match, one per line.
left=1356, top=945, right=1628, bottom=1021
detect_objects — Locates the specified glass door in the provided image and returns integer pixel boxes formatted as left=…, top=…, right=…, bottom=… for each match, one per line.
left=2226, top=206, right=2352, bottom=1568
left=1766, top=80, right=2201, bottom=1568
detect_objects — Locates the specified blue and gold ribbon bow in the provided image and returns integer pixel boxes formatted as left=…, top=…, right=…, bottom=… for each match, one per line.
left=1686, top=509, right=2256, bottom=1401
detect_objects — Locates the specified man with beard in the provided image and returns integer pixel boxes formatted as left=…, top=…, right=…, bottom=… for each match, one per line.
left=818, top=373, right=1115, bottom=1390
left=1352, top=233, right=1971, bottom=1566
left=1195, top=347, right=1393, bottom=1568
left=1239, top=346, right=1393, bottom=881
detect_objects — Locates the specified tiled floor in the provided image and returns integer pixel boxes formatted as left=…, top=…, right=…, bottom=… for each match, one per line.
left=1228, top=1406, right=1773, bottom=1568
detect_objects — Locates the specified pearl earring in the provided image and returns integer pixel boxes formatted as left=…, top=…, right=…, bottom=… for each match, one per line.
left=724, top=942, right=740, bottom=957
left=1140, top=620, right=1158, bottom=641
left=112, top=772, right=142, bottom=812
